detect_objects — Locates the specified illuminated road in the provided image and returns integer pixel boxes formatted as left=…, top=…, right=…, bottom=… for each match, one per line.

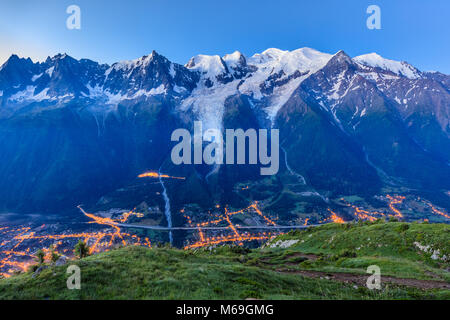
left=114, top=223, right=323, bottom=231
left=77, top=206, right=321, bottom=231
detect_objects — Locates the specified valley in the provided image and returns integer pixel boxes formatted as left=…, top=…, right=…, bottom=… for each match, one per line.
left=0, top=220, right=448, bottom=300
left=1, top=175, right=448, bottom=278
left=0, top=45, right=449, bottom=293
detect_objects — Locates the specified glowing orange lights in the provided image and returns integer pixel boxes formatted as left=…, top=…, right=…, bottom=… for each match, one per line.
left=184, top=202, right=280, bottom=249
left=328, top=209, right=345, bottom=224
left=0, top=208, right=151, bottom=277
left=340, top=198, right=385, bottom=222
left=2, top=192, right=449, bottom=278
left=250, top=202, right=276, bottom=226
left=138, top=171, right=185, bottom=180
left=340, top=194, right=407, bottom=221
left=386, top=195, right=405, bottom=218
left=420, top=200, right=450, bottom=219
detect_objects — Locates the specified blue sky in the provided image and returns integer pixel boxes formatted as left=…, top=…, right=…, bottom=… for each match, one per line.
left=1, top=0, right=449, bottom=73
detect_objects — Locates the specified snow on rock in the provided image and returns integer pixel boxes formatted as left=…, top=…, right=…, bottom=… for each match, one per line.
left=360, top=108, right=367, bottom=117
left=85, top=83, right=167, bottom=105
left=32, top=88, right=51, bottom=101
left=182, top=47, right=333, bottom=129
left=186, top=54, right=229, bottom=86
left=169, top=63, right=176, bottom=78
left=9, top=86, right=39, bottom=102
left=110, top=55, right=152, bottom=73
left=45, top=66, right=55, bottom=77
left=173, top=85, right=187, bottom=93
left=105, top=51, right=163, bottom=79
left=222, top=51, right=245, bottom=69
left=180, top=78, right=239, bottom=131
left=3, top=47, right=430, bottom=131
left=132, top=84, right=166, bottom=98
left=354, top=53, right=421, bottom=79
left=250, top=47, right=331, bottom=76
left=31, top=73, right=43, bottom=82
left=8, top=85, right=74, bottom=103
left=241, top=47, right=332, bottom=122
left=183, top=53, right=237, bottom=131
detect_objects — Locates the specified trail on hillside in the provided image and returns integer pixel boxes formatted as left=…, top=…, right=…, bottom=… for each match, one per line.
left=276, top=268, right=450, bottom=290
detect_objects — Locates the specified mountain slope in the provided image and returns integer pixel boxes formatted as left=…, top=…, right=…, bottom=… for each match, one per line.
left=0, top=47, right=449, bottom=218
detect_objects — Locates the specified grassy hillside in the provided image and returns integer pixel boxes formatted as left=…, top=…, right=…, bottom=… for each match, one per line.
left=264, top=221, right=450, bottom=281
left=0, top=221, right=448, bottom=300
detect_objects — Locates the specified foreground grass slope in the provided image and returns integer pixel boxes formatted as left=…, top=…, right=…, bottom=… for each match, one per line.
left=263, top=221, right=450, bottom=282
left=0, top=221, right=448, bottom=300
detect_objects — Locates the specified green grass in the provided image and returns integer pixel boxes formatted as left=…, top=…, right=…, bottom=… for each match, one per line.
left=264, top=221, right=450, bottom=281
left=0, top=221, right=448, bottom=300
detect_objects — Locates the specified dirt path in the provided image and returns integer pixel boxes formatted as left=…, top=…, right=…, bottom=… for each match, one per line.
left=276, top=268, right=450, bottom=290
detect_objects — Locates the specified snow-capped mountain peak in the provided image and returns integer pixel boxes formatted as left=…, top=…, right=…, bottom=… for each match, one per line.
left=249, top=47, right=332, bottom=74
left=106, top=51, right=166, bottom=77
left=179, top=47, right=335, bottom=129
left=222, top=51, right=246, bottom=66
left=185, top=54, right=232, bottom=88
left=2, top=46, right=445, bottom=131
left=353, top=53, right=421, bottom=79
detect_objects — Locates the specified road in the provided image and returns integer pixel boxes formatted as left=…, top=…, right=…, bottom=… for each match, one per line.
left=77, top=205, right=321, bottom=231
left=114, top=222, right=322, bottom=231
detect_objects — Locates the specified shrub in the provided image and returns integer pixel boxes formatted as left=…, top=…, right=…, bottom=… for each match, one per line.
left=49, top=245, right=60, bottom=263
left=35, top=249, right=45, bottom=265
left=236, top=277, right=263, bottom=288
left=396, top=224, right=410, bottom=233
left=244, top=257, right=261, bottom=266
left=337, top=249, right=357, bottom=258
left=51, top=252, right=61, bottom=263
left=299, top=260, right=314, bottom=268
left=335, top=257, right=347, bottom=266
left=287, top=229, right=302, bottom=237
left=239, top=290, right=262, bottom=299
left=232, top=245, right=251, bottom=255
left=27, top=264, right=39, bottom=273
left=74, top=240, right=90, bottom=259
left=213, top=287, right=223, bottom=295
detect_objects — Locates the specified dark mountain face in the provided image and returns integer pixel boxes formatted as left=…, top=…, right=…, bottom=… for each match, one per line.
left=0, top=96, right=182, bottom=213
left=0, top=48, right=449, bottom=215
left=275, top=85, right=382, bottom=196
left=281, top=51, right=450, bottom=193
left=0, top=55, right=38, bottom=88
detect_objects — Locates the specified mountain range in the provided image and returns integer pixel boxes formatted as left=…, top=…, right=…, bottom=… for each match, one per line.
left=0, top=47, right=449, bottom=224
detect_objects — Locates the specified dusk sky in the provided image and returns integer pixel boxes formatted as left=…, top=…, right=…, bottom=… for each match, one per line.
left=1, top=0, right=449, bottom=73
